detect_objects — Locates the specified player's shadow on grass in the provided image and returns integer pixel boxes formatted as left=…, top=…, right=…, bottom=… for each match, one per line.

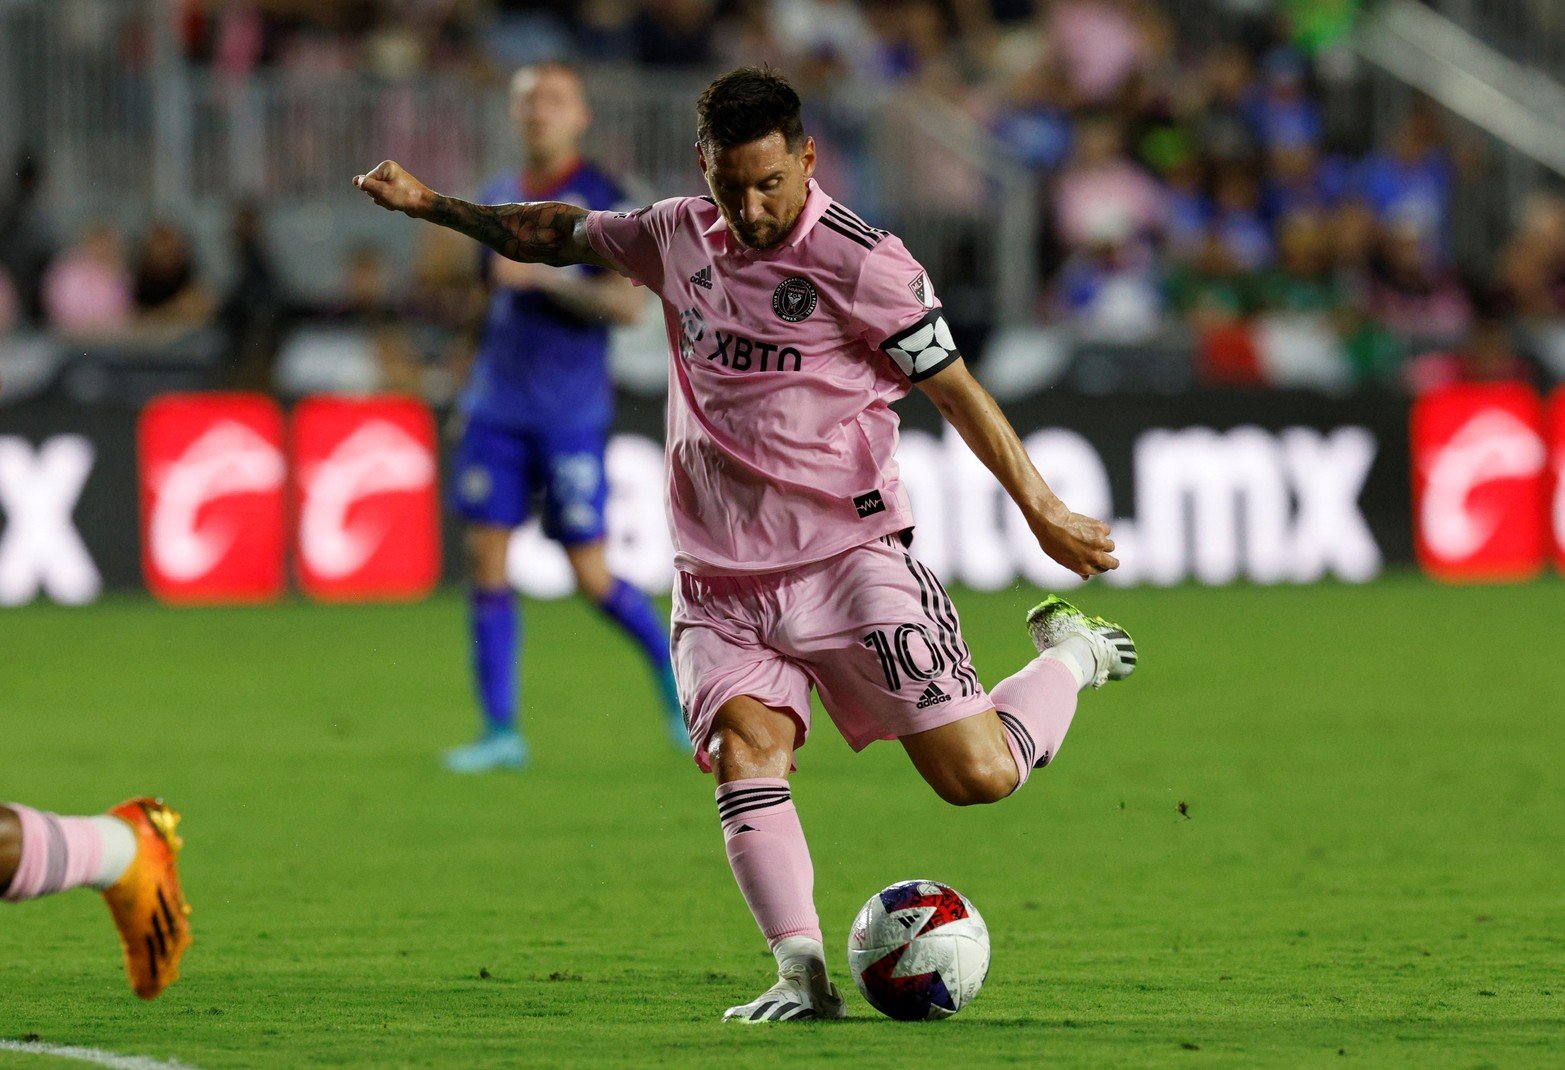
left=823, top=1015, right=1076, bottom=1028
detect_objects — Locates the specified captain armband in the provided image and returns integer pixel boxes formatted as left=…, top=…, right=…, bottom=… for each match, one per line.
left=881, top=308, right=960, bottom=382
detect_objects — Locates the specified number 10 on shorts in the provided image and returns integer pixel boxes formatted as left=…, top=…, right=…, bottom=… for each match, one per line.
left=861, top=624, right=947, bottom=692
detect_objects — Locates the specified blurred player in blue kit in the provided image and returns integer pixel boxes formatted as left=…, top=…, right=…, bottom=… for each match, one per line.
left=445, top=62, right=685, bottom=772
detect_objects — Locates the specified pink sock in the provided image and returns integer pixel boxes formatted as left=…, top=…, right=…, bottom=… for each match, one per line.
left=2, top=804, right=106, bottom=902
left=991, top=656, right=1081, bottom=792
left=715, top=779, right=822, bottom=947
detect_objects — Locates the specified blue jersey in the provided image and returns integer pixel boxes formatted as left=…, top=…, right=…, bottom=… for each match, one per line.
left=461, top=161, right=628, bottom=432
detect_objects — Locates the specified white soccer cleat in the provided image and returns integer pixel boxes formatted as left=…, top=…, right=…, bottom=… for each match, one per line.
left=722, top=962, right=848, bottom=1023
left=1026, top=594, right=1136, bottom=688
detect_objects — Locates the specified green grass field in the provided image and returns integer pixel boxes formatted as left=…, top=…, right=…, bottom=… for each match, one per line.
left=2, top=577, right=1562, bottom=1068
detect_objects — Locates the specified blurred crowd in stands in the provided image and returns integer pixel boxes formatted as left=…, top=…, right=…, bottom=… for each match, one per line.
left=2, top=0, right=1561, bottom=398
left=0, top=152, right=478, bottom=397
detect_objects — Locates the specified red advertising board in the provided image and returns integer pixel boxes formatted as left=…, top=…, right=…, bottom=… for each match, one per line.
left=291, top=395, right=440, bottom=602
left=1552, top=388, right=1565, bottom=573
left=139, top=393, right=287, bottom=603
left=1411, top=383, right=1548, bottom=582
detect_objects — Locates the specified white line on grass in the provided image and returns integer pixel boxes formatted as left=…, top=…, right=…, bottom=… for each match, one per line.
left=0, top=1040, right=201, bottom=1070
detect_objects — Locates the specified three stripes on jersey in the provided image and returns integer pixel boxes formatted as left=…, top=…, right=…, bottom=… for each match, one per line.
left=817, top=204, right=887, bottom=250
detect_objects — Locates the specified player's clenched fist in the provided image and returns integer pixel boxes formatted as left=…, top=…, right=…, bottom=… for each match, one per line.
left=1034, top=511, right=1119, bottom=579
left=352, top=161, right=434, bottom=218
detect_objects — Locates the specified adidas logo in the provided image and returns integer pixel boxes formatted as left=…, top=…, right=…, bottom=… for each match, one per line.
left=916, top=682, right=951, bottom=709
left=689, top=265, right=713, bottom=290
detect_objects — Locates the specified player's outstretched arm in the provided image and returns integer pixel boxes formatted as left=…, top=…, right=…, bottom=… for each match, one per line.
left=917, top=359, right=1118, bottom=579
left=352, top=160, right=611, bottom=269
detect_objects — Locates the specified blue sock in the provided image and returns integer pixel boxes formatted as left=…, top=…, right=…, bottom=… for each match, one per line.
left=596, top=578, right=676, bottom=710
left=470, top=587, right=519, bottom=735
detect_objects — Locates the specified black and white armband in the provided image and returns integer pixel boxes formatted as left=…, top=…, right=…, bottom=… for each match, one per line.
left=881, top=307, right=961, bottom=382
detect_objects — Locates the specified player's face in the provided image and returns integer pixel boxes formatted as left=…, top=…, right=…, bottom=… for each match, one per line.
left=699, top=133, right=816, bottom=250
left=511, top=68, right=589, bottom=164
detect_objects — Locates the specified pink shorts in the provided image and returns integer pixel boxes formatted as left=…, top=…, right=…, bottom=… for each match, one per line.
left=671, top=534, right=993, bottom=771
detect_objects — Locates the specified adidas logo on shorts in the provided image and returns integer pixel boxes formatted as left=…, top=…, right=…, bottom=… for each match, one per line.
left=916, top=682, right=951, bottom=709
left=690, top=265, right=713, bottom=290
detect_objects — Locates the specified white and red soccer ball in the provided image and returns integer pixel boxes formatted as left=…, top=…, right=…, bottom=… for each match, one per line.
left=848, top=879, right=990, bottom=1020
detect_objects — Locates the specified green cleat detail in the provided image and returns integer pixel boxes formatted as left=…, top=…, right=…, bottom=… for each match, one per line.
left=1025, top=594, right=1136, bottom=688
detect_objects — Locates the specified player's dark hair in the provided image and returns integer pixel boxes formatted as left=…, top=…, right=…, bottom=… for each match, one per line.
left=696, top=66, right=805, bottom=154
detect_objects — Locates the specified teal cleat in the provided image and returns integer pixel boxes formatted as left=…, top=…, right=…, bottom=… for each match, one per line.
left=657, top=663, right=694, bottom=753
left=442, top=730, right=529, bottom=773
left=1025, top=594, right=1136, bottom=688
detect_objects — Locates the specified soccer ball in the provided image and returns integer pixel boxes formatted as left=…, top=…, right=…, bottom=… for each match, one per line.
left=847, top=879, right=990, bottom=1020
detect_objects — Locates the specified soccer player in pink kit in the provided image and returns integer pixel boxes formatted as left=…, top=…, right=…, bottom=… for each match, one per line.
left=354, top=66, right=1136, bottom=1022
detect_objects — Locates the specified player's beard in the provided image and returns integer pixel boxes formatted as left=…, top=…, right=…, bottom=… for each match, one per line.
left=731, top=204, right=803, bottom=250
left=735, top=226, right=778, bottom=249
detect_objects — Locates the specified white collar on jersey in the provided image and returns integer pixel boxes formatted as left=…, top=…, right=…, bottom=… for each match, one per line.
left=702, top=178, right=832, bottom=256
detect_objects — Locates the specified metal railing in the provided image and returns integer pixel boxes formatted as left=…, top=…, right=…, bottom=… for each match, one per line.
left=0, top=0, right=1039, bottom=325
left=1360, top=0, right=1565, bottom=176
left=0, top=0, right=158, bottom=216
left=1415, top=0, right=1565, bottom=85
left=1160, top=0, right=1565, bottom=271
left=1353, top=0, right=1565, bottom=269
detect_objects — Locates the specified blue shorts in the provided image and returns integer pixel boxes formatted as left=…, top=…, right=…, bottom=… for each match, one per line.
left=450, top=416, right=609, bottom=545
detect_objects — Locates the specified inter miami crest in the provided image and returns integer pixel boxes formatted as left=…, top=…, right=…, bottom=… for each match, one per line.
left=772, top=276, right=818, bottom=323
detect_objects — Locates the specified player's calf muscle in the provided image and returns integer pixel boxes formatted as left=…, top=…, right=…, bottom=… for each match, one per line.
left=903, top=713, right=1020, bottom=806
left=927, top=762, right=1017, bottom=807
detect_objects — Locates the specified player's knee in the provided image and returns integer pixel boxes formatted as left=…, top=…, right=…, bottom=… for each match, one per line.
left=565, top=544, right=614, bottom=602
left=0, top=805, right=21, bottom=873
left=708, top=727, right=787, bottom=780
left=929, top=761, right=1017, bottom=807
left=465, top=527, right=510, bottom=588
left=572, top=563, right=614, bottom=603
left=708, top=711, right=793, bottom=781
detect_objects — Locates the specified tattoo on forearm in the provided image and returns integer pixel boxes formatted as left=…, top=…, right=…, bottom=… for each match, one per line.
left=426, top=196, right=587, bottom=266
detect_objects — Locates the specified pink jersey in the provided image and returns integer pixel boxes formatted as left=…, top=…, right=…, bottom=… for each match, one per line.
left=585, top=179, right=959, bottom=575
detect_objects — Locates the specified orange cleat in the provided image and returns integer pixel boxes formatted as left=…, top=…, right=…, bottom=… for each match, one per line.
left=102, top=798, right=192, bottom=1000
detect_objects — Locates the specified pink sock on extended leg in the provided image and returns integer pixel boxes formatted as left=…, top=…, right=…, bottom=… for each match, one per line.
left=991, top=655, right=1081, bottom=791
left=715, top=779, right=822, bottom=946
left=1, top=805, right=105, bottom=902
